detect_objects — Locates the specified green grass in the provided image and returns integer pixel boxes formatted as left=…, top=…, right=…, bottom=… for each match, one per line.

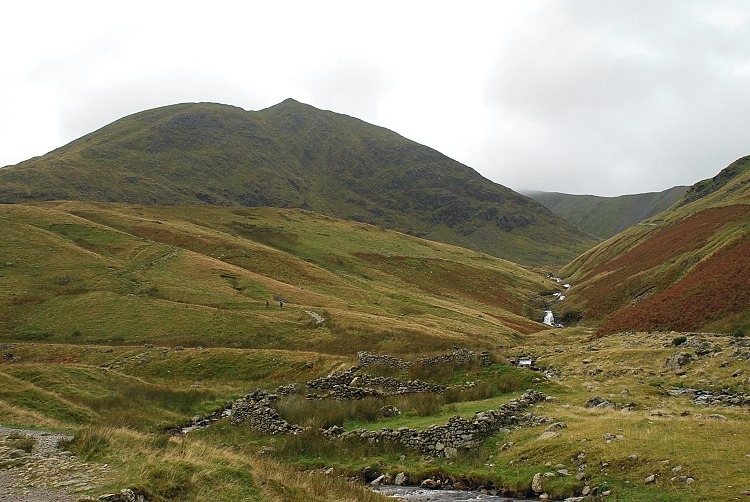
left=0, top=164, right=747, bottom=501
left=0, top=202, right=553, bottom=351
left=0, top=100, right=597, bottom=266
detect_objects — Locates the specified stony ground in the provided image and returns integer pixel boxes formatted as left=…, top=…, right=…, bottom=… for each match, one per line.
left=0, top=426, right=110, bottom=502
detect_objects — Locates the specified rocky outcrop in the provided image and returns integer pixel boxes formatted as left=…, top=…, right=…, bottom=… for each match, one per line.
left=668, top=387, right=750, bottom=407
left=666, top=352, right=693, bottom=371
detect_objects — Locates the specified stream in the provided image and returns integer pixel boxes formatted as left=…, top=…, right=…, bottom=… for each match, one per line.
left=371, top=485, right=541, bottom=501
left=172, top=405, right=232, bottom=435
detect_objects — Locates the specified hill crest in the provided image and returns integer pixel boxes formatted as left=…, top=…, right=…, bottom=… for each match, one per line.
left=0, top=100, right=596, bottom=266
left=523, top=186, right=689, bottom=239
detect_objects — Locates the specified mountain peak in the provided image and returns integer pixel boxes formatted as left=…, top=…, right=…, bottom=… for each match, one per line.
left=0, top=100, right=596, bottom=266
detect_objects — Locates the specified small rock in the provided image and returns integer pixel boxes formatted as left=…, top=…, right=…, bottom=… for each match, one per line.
left=420, top=478, right=441, bottom=489
left=645, top=474, right=657, bottom=484
left=370, top=474, right=386, bottom=486
left=546, top=422, right=567, bottom=432
left=394, top=472, right=408, bottom=486
left=537, top=431, right=560, bottom=440
left=532, top=472, right=544, bottom=493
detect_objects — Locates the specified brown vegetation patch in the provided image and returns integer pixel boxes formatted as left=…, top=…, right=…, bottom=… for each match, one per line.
left=581, top=205, right=750, bottom=283
left=575, top=205, right=750, bottom=320
left=600, top=235, right=750, bottom=333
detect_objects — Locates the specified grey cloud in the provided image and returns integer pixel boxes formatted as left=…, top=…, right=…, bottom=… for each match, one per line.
left=304, top=60, right=392, bottom=124
left=478, top=0, right=750, bottom=195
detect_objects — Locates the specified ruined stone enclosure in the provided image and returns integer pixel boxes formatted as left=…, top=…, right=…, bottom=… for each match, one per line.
left=230, top=348, right=550, bottom=458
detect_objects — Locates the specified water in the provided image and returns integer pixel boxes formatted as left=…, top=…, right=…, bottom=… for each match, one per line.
left=175, top=406, right=232, bottom=435
left=371, top=485, right=530, bottom=501
left=542, top=310, right=563, bottom=328
left=543, top=310, right=555, bottom=326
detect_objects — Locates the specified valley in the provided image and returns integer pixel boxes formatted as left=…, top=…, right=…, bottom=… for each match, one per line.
left=0, top=101, right=748, bottom=501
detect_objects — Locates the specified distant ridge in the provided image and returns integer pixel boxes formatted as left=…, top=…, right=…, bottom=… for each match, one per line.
left=523, top=186, right=689, bottom=239
left=0, top=99, right=596, bottom=266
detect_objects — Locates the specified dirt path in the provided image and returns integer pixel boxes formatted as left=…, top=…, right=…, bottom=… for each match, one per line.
left=0, top=426, right=109, bottom=501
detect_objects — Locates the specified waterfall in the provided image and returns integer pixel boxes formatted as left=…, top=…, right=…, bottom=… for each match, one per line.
left=543, top=310, right=562, bottom=327
left=543, top=310, right=555, bottom=326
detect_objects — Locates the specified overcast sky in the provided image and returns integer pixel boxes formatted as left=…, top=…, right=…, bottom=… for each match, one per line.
left=2, top=1, right=749, bottom=196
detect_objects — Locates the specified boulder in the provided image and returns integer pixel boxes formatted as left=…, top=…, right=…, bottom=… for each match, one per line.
left=666, top=352, right=692, bottom=370
left=370, top=474, right=386, bottom=486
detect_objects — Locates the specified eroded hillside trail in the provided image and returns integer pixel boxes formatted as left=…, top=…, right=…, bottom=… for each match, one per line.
left=0, top=426, right=110, bottom=501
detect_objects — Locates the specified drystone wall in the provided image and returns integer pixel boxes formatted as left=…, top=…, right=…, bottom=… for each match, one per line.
left=356, top=347, right=491, bottom=369
left=322, top=389, right=548, bottom=457
left=231, top=386, right=548, bottom=457
left=230, top=389, right=306, bottom=435
left=229, top=348, right=546, bottom=457
left=305, top=368, right=448, bottom=400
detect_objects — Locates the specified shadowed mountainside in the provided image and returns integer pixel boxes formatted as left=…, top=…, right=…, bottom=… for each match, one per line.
left=0, top=99, right=596, bottom=266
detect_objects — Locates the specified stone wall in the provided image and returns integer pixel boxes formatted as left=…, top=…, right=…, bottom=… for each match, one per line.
left=305, top=368, right=448, bottom=400
left=229, top=349, right=547, bottom=458
left=357, top=347, right=491, bottom=370
left=323, top=390, right=548, bottom=458
left=230, top=389, right=306, bottom=435
left=231, top=386, right=548, bottom=458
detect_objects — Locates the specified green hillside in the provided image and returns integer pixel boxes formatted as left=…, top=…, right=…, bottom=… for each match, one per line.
left=559, top=156, right=750, bottom=334
left=524, top=186, right=688, bottom=238
left=1, top=105, right=749, bottom=501
left=0, top=99, right=596, bottom=266
left=0, top=183, right=748, bottom=500
left=0, top=201, right=553, bottom=351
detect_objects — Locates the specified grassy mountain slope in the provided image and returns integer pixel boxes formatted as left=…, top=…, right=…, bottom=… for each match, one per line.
left=524, top=186, right=689, bottom=238
left=559, top=156, right=750, bottom=334
left=1, top=201, right=748, bottom=501
left=1, top=201, right=555, bottom=352
left=0, top=99, right=596, bottom=266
